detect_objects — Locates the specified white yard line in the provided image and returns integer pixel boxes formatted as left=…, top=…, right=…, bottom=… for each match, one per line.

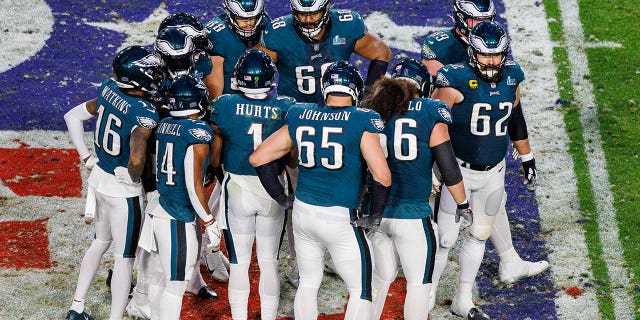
left=556, top=1, right=635, bottom=319
left=501, top=0, right=601, bottom=318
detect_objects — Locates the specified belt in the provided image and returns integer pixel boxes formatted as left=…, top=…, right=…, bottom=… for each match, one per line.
left=459, top=161, right=497, bottom=171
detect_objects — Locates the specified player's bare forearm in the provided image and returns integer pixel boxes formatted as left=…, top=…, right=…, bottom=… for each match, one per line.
left=512, top=139, right=532, bottom=156
left=209, top=55, right=225, bottom=99
left=209, top=124, right=223, bottom=168
left=422, top=58, right=444, bottom=77
left=128, top=127, right=152, bottom=181
left=361, top=132, right=391, bottom=187
left=354, top=33, right=392, bottom=62
left=446, top=180, right=467, bottom=205
left=249, top=126, right=292, bottom=167
left=85, top=98, right=98, bottom=115
left=254, top=44, right=278, bottom=63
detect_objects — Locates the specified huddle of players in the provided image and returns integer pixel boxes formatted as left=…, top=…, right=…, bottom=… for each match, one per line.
left=63, top=0, right=549, bottom=319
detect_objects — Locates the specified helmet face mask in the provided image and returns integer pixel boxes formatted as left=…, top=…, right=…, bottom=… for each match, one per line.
left=391, top=58, right=433, bottom=98
left=224, top=0, right=265, bottom=40
left=158, top=12, right=212, bottom=53
left=233, top=49, right=277, bottom=94
left=155, top=27, right=197, bottom=78
left=112, top=46, right=162, bottom=95
left=321, top=61, right=364, bottom=104
left=453, top=0, right=495, bottom=37
left=467, top=21, right=510, bottom=82
left=290, top=0, right=331, bottom=39
left=167, top=75, right=210, bottom=118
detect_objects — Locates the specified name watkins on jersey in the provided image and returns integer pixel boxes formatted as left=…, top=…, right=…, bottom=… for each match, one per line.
left=235, top=103, right=281, bottom=119
left=101, top=86, right=131, bottom=114
left=298, top=109, right=351, bottom=121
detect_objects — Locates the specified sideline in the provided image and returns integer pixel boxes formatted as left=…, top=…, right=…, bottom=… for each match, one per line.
left=502, top=0, right=600, bottom=317
left=557, top=1, right=635, bottom=319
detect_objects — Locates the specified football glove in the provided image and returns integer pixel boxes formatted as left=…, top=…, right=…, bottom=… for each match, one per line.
left=204, top=219, right=221, bottom=250
left=522, top=158, right=537, bottom=190
left=114, top=166, right=141, bottom=187
left=456, top=201, right=473, bottom=228
left=275, top=193, right=295, bottom=209
left=352, top=213, right=382, bottom=237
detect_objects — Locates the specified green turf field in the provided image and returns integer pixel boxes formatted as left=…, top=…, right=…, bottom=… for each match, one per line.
left=544, top=0, right=640, bottom=318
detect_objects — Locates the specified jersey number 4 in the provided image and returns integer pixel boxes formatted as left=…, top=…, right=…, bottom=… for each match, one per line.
left=156, top=141, right=177, bottom=186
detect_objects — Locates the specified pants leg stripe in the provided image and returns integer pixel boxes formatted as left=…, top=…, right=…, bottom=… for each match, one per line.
left=352, top=227, right=373, bottom=301
left=123, top=195, right=142, bottom=258
left=422, top=217, right=437, bottom=284
left=276, top=208, right=288, bottom=260
left=222, top=175, right=238, bottom=264
left=170, top=220, right=187, bottom=281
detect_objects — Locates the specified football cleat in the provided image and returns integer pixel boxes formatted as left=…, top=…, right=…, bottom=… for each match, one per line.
left=205, top=250, right=230, bottom=282
left=451, top=291, right=490, bottom=319
left=125, top=300, right=151, bottom=320
left=428, top=288, right=436, bottom=311
left=285, top=256, right=300, bottom=288
left=197, top=286, right=218, bottom=300
left=467, top=307, right=491, bottom=320
left=499, top=259, right=549, bottom=284
left=65, top=310, right=93, bottom=320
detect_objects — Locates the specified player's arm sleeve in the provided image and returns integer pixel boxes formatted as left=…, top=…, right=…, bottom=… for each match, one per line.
left=64, top=99, right=97, bottom=160
left=185, top=144, right=214, bottom=222
left=254, top=160, right=287, bottom=205
left=508, top=102, right=528, bottom=141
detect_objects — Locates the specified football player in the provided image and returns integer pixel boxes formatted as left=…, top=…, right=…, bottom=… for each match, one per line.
left=157, top=13, right=216, bottom=101
left=208, top=49, right=296, bottom=320
left=256, top=0, right=391, bottom=103
left=205, top=0, right=270, bottom=98
left=430, top=21, right=538, bottom=319
left=363, top=59, right=471, bottom=320
left=421, top=0, right=548, bottom=301
left=125, top=25, right=219, bottom=319
left=63, top=46, right=161, bottom=320
left=146, top=75, right=221, bottom=320
left=249, top=61, right=391, bottom=320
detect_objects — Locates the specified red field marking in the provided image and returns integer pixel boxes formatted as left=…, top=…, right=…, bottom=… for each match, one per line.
left=0, top=148, right=82, bottom=197
left=180, top=238, right=406, bottom=319
left=0, top=218, right=51, bottom=269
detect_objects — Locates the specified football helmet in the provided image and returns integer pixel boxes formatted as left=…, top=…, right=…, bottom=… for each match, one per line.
left=453, top=0, right=496, bottom=37
left=158, top=12, right=212, bottom=53
left=112, top=45, right=161, bottom=94
left=321, top=60, right=364, bottom=104
left=467, top=21, right=510, bottom=82
left=155, top=27, right=197, bottom=78
left=167, top=75, right=210, bottom=118
left=233, top=49, right=277, bottom=94
left=224, top=0, right=266, bottom=40
left=391, top=58, right=433, bottom=98
left=290, top=0, right=332, bottom=39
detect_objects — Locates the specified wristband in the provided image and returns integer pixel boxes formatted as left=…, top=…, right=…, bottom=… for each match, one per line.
left=520, top=152, right=534, bottom=162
